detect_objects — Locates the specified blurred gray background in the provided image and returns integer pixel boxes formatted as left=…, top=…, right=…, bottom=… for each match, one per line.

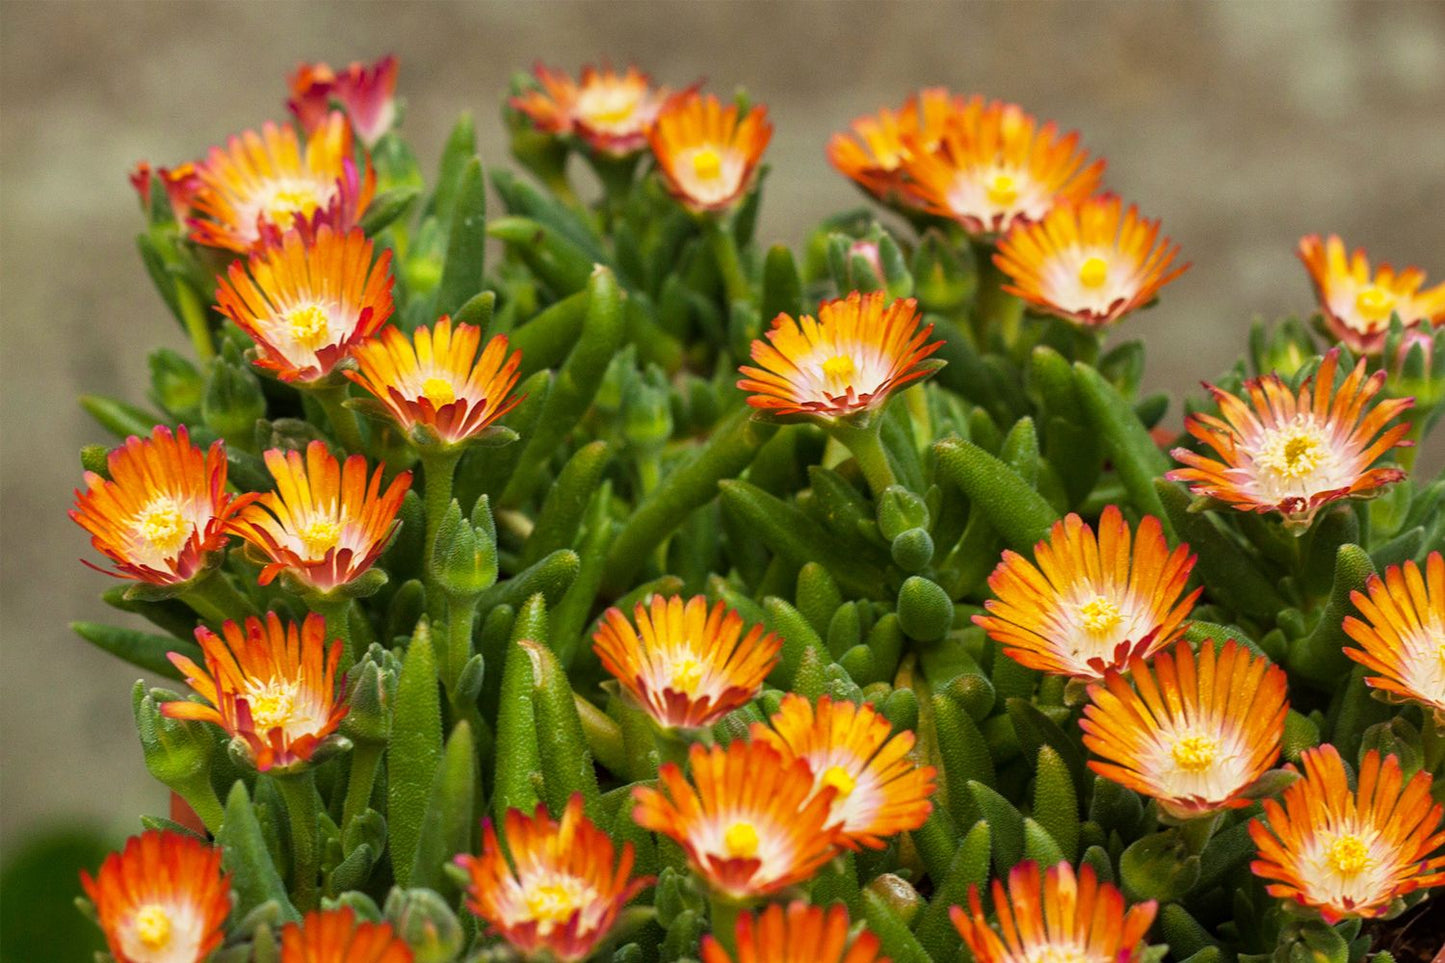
left=3, top=1, right=1443, bottom=852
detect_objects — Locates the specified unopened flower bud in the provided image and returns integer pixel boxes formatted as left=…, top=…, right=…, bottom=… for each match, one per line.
left=132, top=681, right=215, bottom=788
left=1384, top=320, right=1445, bottom=407
left=431, top=497, right=499, bottom=597
left=877, top=485, right=930, bottom=541
left=202, top=356, right=266, bottom=449
left=148, top=348, right=205, bottom=420
left=912, top=229, right=977, bottom=311
left=1248, top=318, right=1316, bottom=380
left=341, top=649, right=399, bottom=745
left=384, top=887, right=464, bottom=963
left=866, top=873, right=924, bottom=925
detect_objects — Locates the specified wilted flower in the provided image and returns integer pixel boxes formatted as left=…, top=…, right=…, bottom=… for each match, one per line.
left=289, top=55, right=400, bottom=148
left=648, top=91, right=772, bottom=213
left=1297, top=234, right=1445, bottom=355
left=701, top=902, right=886, bottom=963
left=1344, top=552, right=1445, bottom=720
left=827, top=88, right=978, bottom=205
left=511, top=63, right=671, bottom=157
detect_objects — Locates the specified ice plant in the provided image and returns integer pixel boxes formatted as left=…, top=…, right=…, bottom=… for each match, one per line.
left=227, top=441, right=411, bottom=595
left=593, top=594, right=781, bottom=731
left=632, top=739, right=845, bottom=900
left=648, top=90, right=772, bottom=213
left=750, top=693, right=935, bottom=849
left=993, top=194, right=1190, bottom=328
left=188, top=112, right=375, bottom=253
left=1168, top=348, right=1413, bottom=530
left=71, top=424, right=252, bottom=587
left=1249, top=745, right=1445, bottom=923
left=1298, top=234, right=1445, bottom=355
left=973, top=505, right=1200, bottom=680
left=214, top=225, right=395, bottom=384
left=288, top=55, right=400, bottom=148
left=456, top=795, right=652, bottom=962
left=511, top=63, right=671, bottom=157
left=949, top=861, right=1158, bottom=963
left=80, top=830, right=231, bottom=963
left=1343, top=552, right=1445, bottom=720
left=827, top=87, right=976, bottom=205
left=162, top=611, right=347, bottom=772
left=279, top=907, right=413, bottom=963
left=701, top=902, right=886, bottom=963
left=902, top=100, right=1104, bottom=236
left=129, top=161, right=201, bottom=222
left=1081, top=639, right=1288, bottom=821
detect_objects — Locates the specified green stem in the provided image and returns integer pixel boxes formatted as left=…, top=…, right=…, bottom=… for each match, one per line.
left=706, top=217, right=752, bottom=306
left=1423, top=714, right=1445, bottom=776
left=310, top=595, right=356, bottom=668
left=274, top=772, right=320, bottom=912
left=420, top=448, right=463, bottom=619
left=310, top=383, right=367, bottom=454
left=1178, top=811, right=1222, bottom=855
left=174, top=775, right=225, bottom=835
left=653, top=729, right=694, bottom=775
left=175, top=279, right=216, bottom=362
left=341, top=741, right=383, bottom=839
left=180, top=570, right=255, bottom=623
left=831, top=420, right=898, bottom=499
left=708, top=896, right=743, bottom=956
left=444, top=593, right=479, bottom=696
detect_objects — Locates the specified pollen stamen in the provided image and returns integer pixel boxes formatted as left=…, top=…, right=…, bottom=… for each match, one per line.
left=1327, top=834, right=1372, bottom=875
left=692, top=146, right=723, bottom=181
left=135, top=501, right=190, bottom=555
left=1079, top=595, right=1123, bottom=634
left=1170, top=735, right=1220, bottom=773
left=1355, top=285, right=1396, bottom=324
left=285, top=304, right=332, bottom=350
left=421, top=376, right=456, bottom=408
left=986, top=172, right=1019, bottom=207
left=723, top=821, right=760, bottom=859
left=296, top=517, right=341, bottom=557
left=1078, top=255, right=1110, bottom=288
left=819, top=764, right=857, bottom=799
left=133, top=903, right=173, bottom=950
left=1255, top=419, right=1329, bottom=480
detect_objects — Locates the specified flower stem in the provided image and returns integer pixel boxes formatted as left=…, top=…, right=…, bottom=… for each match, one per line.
left=706, top=217, right=752, bottom=306
left=708, top=896, right=742, bottom=956
left=444, top=593, right=479, bottom=696
left=311, top=383, right=367, bottom=454
left=274, top=772, right=320, bottom=912
left=180, top=570, right=255, bottom=623
left=174, top=775, right=225, bottom=835
left=831, top=419, right=898, bottom=499
left=420, top=448, right=463, bottom=619
left=653, top=728, right=694, bottom=775
left=310, top=595, right=356, bottom=668
left=341, top=741, right=383, bottom=841
left=175, top=278, right=216, bottom=362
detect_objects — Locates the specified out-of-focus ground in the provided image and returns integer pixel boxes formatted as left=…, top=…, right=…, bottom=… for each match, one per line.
left=2, top=1, right=1443, bottom=852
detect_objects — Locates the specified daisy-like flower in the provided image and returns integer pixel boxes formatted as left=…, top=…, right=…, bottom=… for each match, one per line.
left=227, top=441, right=411, bottom=594
left=129, top=161, right=201, bottom=222
left=1343, top=552, right=1445, bottom=720
left=648, top=91, right=772, bottom=213
left=973, top=505, right=1200, bottom=681
left=632, top=739, right=845, bottom=900
left=214, top=225, right=394, bottom=384
left=279, top=908, right=413, bottom=963
left=737, top=292, right=943, bottom=421
left=993, top=195, right=1189, bottom=328
left=826, top=88, right=979, bottom=205
left=701, top=902, right=886, bottom=963
left=189, top=112, right=375, bottom=253
left=902, top=100, right=1104, bottom=237
left=80, top=830, right=231, bottom=963
left=71, top=425, right=252, bottom=587
left=1249, top=745, right=1445, bottom=923
left=750, top=694, right=935, bottom=849
left=950, top=861, right=1158, bottom=963
left=288, top=55, right=400, bottom=149
left=163, top=611, right=347, bottom=772
left=456, top=795, right=652, bottom=962
left=511, top=63, right=671, bottom=157
left=1081, top=640, right=1288, bottom=821
left=345, top=317, right=523, bottom=449
left=1167, top=349, right=1413, bottom=530
left=1298, top=234, right=1445, bottom=355
left=593, top=595, right=781, bottom=732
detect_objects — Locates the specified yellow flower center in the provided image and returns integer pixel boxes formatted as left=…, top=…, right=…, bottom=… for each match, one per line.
left=1170, top=735, right=1220, bottom=772
left=297, top=517, right=342, bottom=557
left=583, top=88, right=640, bottom=126
left=821, top=354, right=856, bottom=385
left=986, top=172, right=1019, bottom=207
left=1355, top=285, right=1396, bottom=323
left=246, top=684, right=297, bottom=731
left=692, top=147, right=724, bottom=181
left=133, top=903, right=172, bottom=950
left=263, top=186, right=322, bottom=225
left=284, top=304, right=332, bottom=351
left=820, top=765, right=857, bottom=799
left=1256, top=421, right=1329, bottom=480
left=421, top=376, right=457, bottom=408
left=1079, top=595, right=1123, bottom=634
left=723, top=821, right=761, bottom=859
left=1078, top=255, right=1110, bottom=288
left=524, top=879, right=584, bottom=926
left=135, top=501, right=190, bottom=555
left=669, top=655, right=704, bottom=694
left=1025, top=948, right=1088, bottom=963
left=1327, top=834, right=1371, bottom=875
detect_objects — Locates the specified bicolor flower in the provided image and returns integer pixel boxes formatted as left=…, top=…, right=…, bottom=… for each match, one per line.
left=227, top=441, right=411, bottom=594
left=902, top=100, right=1104, bottom=236
left=345, top=317, right=522, bottom=449
left=1343, top=552, right=1445, bottom=720
left=71, top=425, right=252, bottom=587
left=189, top=113, right=375, bottom=253
left=214, top=225, right=394, bottom=384
left=80, top=830, right=231, bottom=963
left=950, top=861, right=1158, bottom=963
left=751, top=694, right=935, bottom=849
left=993, top=195, right=1189, bottom=327
left=456, top=795, right=652, bottom=962
left=288, top=55, right=400, bottom=149
left=1168, top=349, right=1413, bottom=529
left=1298, top=234, right=1445, bottom=355
left=511, top=63, right=671, bottom=157
left=593, top=595, right=781, bottom=732
left=1249, top=745, right=1445, bottom=923
left=827, top=88, right=978, bottom=205
left=973, top=505, right=1200, bottom=680
left=648, top=91, right=772, bottom=213
left=164, top=611, right=348, bottom=772
left=737, top=292, right=943, bottom=421
left=632, top=739, right=845, bottom=900
left=1081, top=640, right=1288, bottom=821
left=701, top=902, right=886, bottom=963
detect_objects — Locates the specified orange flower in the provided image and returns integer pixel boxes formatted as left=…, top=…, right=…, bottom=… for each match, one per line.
left=1081, top=640, right=1287, bottom=821
left=71, top=425, right=253, bottom=587
left=701, top=902, right=886, bottom=963
left=750, top=694, right=935, bottom=849
left=737, top=292, right=942, bottom=421
left=1344, top=552, right=1445, bottom=719
left=345, top=317, right=523, bottom=448
left=215, top=225, right=394, bottom=384
left=993, top=195, right=1189, bottom=328
left=456, top=795, right=652, bottom=962
left=902, top=101, right=1104, bottom=236
left=827, top=88, right=980, bottom=205
left=950, top=861, right=1158, bottom=963
left=511, top=63, right=672, bottom=157
left=632, top=740, right=845, bottom=900
left=129, top=161, right=201, bottom=222
left=80, top=830, right=231, bottom=963
left=1298, top=234, right=1445, bottom=355
left=189, top=113, right=375, bottom=253
left=279, top=907, right=412, bottom=963
left=593, top=595, right=781, bottom=731
left=1168, top=349, right=1413, bottom=529
left=289, top=55, right=400, bottom=149
left=1249, top=745, right=1445, bottom=923
left=163, top=611, right=347, bottom=772
left=648, top=91, right=772, bottom=213
left=973, top=505, right=1200, bottom=680
left=227, top=441, right=411, bottom=594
